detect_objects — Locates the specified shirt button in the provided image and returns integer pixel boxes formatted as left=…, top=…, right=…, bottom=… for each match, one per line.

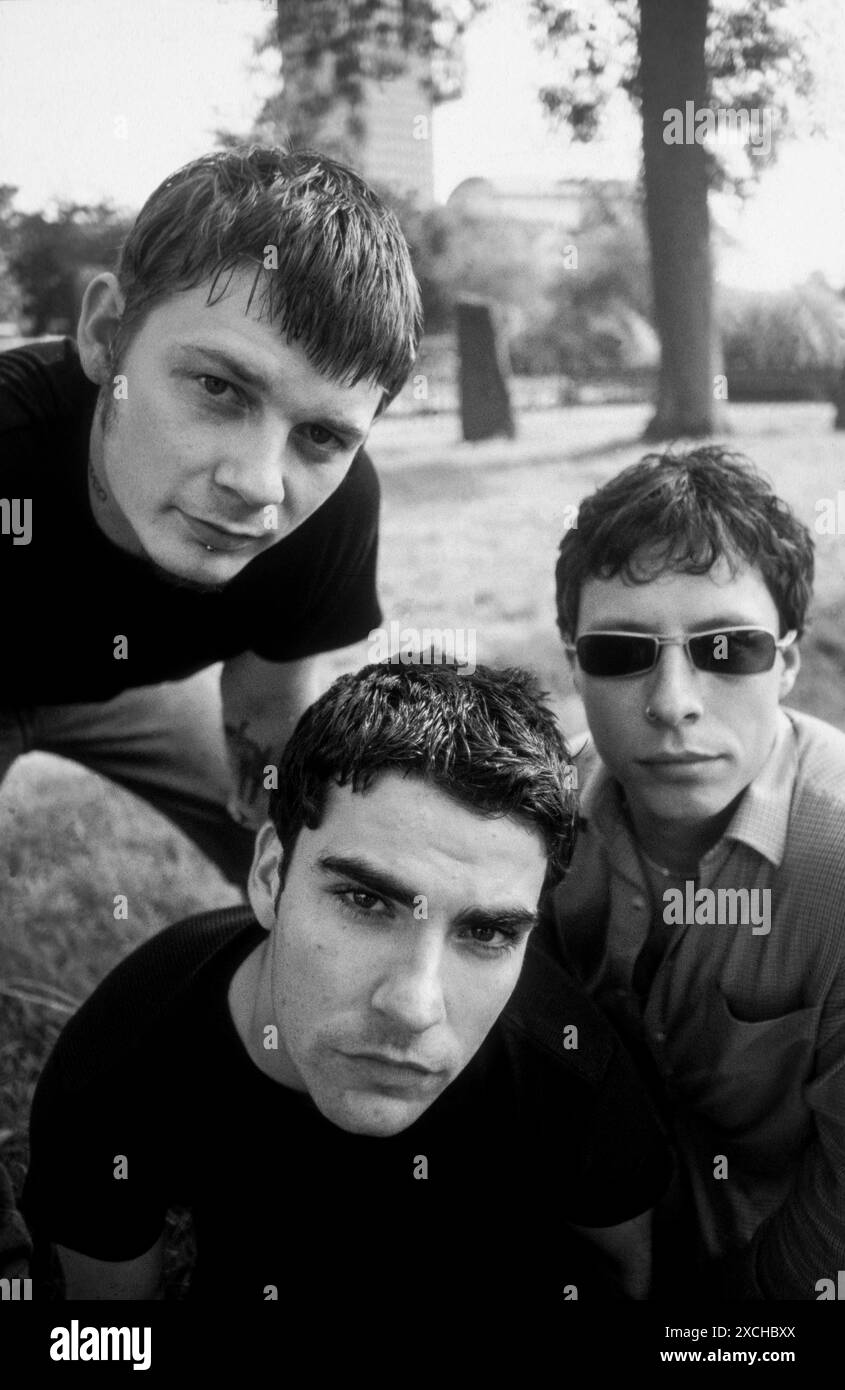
left=632, top=896, right=646, bottom=910
left=654, top=1031, right=666, bottom=1043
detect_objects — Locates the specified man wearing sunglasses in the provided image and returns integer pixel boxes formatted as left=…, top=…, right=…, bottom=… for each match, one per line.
left=544, top=446, right=845, bottom=1300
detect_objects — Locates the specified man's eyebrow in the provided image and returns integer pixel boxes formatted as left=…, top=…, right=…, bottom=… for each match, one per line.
left=172, top=344, right=368, bottom=442
left=316, top=854, right=539, bottom=931
left=583, top=615, right=761, bottom=634
left=173, top=343, right=272, bottom=390
left=316, top=854, right=419, bottom=909
left=453, top=905, right=539, bottom=934
left=687, top=616, right=765, bottom=632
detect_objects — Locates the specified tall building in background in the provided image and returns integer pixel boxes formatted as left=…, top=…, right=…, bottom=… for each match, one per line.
left=354, top=53, right=434, bottom=203
left=278, top=2, right=437, bottom=205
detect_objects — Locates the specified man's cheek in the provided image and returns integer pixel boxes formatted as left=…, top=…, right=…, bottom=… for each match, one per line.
left=584, top=699, right=631, bottom=762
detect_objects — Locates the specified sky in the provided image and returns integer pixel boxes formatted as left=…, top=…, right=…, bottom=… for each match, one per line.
left=1, top=0, right=844, bottom=291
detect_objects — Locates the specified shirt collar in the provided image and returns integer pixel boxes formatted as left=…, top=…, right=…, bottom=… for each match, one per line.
left=714, top=708, right=797, bottom=867
left=579, top=708, right=797, bottom=869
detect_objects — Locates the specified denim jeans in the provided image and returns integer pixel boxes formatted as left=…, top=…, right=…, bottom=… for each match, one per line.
left=0, top=666, right=254, bottom=889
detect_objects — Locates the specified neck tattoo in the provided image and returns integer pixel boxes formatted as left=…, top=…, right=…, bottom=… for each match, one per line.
left=88, top=458, right=109, bottom=504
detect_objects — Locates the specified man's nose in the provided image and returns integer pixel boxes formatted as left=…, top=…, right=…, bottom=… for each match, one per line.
left=644, top=642, right=704, bottom=726
left=370, top=936, right=448, bottom=1034
left=211, top=427, right=287, bottom=511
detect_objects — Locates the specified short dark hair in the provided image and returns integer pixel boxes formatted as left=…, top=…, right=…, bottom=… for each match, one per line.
left=268, top=661, right=577, bottom=894
left=112, top=145, right=422, bottom=405
left=556, top=446, right=815, bottom=640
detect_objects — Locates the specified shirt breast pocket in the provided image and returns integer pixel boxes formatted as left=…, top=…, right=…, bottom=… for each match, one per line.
left=676, top=985, right=820, bottom=1156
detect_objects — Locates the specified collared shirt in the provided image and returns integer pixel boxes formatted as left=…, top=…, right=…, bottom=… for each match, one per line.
left=544, top=706, right=845, bottom=1299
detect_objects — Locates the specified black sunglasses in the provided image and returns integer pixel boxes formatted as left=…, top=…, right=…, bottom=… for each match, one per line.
left=566, top=626, right=797, bottom=678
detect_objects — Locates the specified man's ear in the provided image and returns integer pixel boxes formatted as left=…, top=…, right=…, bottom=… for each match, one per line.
left=247, top=821, right=284, bottom=932
left=778, top=638, right=801, bottom=702
left=77, top=272, right=125, bottom=386
left=564, top=639, right=583, bottom=696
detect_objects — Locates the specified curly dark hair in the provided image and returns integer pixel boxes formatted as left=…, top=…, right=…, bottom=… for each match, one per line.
left=556, top=447, right=815, bottom=640
left=268, top=660, right=577, bottom=894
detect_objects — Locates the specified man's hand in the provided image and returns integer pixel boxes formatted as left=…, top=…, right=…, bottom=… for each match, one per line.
left=220, top=653, right=323, bottom=831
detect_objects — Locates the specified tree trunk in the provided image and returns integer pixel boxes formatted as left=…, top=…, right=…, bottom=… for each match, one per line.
left=639, top=0, right=726, bottom=439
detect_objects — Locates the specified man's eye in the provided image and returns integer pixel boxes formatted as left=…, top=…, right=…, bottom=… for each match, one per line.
left=335, top=888, right=388, bottom=916
left=199, top=375, right=234, bottom=399
left=463, top=924, right=520, bottom=955
left=301, top=424, right=340, bottom=448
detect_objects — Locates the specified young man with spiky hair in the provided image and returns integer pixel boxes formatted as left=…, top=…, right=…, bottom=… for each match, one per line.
left=22, top=662, right=671, bottom=1303
left=547, top=446, right=845, bottom=1300
left=0, top=146, right=421, bottom=885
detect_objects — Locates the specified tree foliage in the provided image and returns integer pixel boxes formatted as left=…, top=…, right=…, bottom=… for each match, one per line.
left=0, top=186, right=24, bottom=322
left=721, top=276, right=843, bottom=376
left=225, top=1, right=824, bottom=433
left=6, top=199, right=132, bottom=335
left=531, top=0, right=815, bottom=193
left=246, top=2, right=816, bottom=191
left=510, top=189, right=655, bottom=374
left=235, top=0, right=491, bottom=155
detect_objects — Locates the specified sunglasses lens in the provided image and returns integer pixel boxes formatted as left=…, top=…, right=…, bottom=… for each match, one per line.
left=689, top=630, right=776, bottom=674
left=576, top=634, right=657, bottom=676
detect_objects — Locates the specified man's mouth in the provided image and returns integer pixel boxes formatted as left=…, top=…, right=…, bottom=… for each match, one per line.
left=641, top=753, right=720, bottom=765
left=178, top=510, right=264, bottom=553
left=638, top=752, right=724, bottom=777
left=339, top=1051, right=445, bottom=1088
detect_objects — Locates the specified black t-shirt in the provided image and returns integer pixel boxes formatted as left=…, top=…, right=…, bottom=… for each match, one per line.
left=0, top=339, right=381, bottom=704
left=23, top=907, right=673, bottom=1303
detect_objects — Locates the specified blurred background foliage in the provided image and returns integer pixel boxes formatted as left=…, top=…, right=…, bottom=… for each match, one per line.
left=1, top=168, right=842, bottom=401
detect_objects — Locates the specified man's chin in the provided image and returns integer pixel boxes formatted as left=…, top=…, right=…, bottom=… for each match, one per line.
left=319, top=1092, right=434, bottom=1138
left=637, top=779, right=738, bottom=826
left=135, top=544, right=242, bottom=594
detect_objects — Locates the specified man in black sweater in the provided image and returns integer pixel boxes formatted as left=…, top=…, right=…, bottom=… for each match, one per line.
left=0, top=145, right=421, bottom=886
left=23, top=662, right=672, bottom=1303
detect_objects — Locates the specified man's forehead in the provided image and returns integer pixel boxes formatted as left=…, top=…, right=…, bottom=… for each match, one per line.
left=305, top=774, right=547, bottom=885
left=141, top=271, right=384, bottom=418
left=578, top=554, right=779, bottom=629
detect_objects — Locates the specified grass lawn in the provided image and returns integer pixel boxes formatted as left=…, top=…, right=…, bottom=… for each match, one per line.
left=2, top=399, right=844, bottom=1288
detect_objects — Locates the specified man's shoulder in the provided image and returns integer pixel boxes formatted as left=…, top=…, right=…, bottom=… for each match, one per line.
left=348, top=445, right=380, bottom=495
left=307, top=446, right=379, bottom=522
left=307, top=445, right=380, bottom=533
left=780, top=706, right=845, bottom=880
left=238, top=447, right=380, bottom=588
left=44, top=906, right=261, bottom=1092
left=783, top=707, right=845, bottom=836
left=0, top=337, right=91, bottom=433
left=498, top=930, right=618, bottom=1090
left=487, top=931, right=674, bottom=1221
left=785, top=706, right=845, bottom=787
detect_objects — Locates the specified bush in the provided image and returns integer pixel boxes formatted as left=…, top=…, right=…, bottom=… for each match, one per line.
left=720, top=280, right=843, bottom=376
